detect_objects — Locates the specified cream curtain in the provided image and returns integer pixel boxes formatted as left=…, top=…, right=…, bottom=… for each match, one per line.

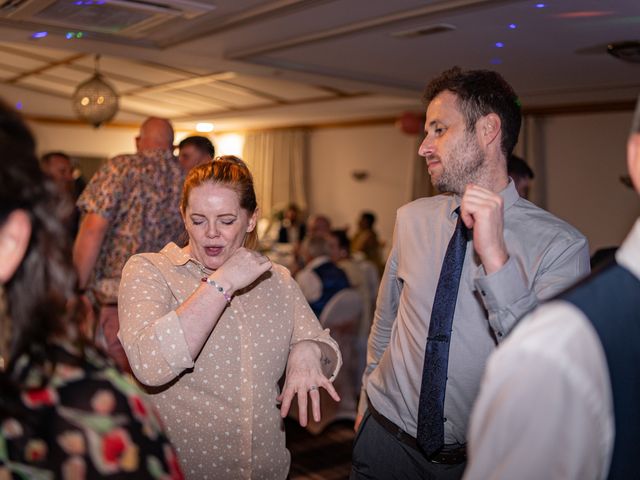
left=242, top=128, right=308, bottom=221
left=514, top=115, right=547, bottom=207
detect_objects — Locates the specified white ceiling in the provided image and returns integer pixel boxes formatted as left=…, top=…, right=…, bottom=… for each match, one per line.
left=0, top=0, right=638, bottom=132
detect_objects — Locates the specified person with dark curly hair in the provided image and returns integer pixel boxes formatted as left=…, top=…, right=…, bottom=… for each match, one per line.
left=0, top=100, right=183, bottom=479
left=351, top=67, right=590, bottom=479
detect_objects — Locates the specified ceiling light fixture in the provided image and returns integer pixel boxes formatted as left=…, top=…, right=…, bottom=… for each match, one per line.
left=196, top=122, right=214, bottom=132
left=72, top=54, right=119, bottom=128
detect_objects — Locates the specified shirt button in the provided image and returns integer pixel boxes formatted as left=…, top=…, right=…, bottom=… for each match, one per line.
left=481, top=290, right=487, bottom=296
left=497, top=331, right=503, bottom=337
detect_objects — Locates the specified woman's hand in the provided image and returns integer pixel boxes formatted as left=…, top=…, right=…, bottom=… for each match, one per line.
left=277, top=340, right=340, bottom=427
left=211, top=247, right=272, bottom=294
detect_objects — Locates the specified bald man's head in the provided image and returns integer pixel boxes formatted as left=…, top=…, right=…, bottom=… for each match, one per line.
left=136, top=117, right=174, bottom=152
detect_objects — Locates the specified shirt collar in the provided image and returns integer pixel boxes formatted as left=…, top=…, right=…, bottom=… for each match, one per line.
left=616, top=218, right=640, bottom=280
left=161, top=242, right=213, bottom=275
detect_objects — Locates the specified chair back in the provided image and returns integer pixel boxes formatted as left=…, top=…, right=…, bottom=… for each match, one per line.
left=319, top=288, right=363, bottom=330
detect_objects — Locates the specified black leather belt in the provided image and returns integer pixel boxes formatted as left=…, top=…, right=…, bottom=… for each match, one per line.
left=367, top=399, right=466, bottom=465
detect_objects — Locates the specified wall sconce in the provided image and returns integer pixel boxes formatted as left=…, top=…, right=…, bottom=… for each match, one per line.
left=352, top=170, right=369, bottom=181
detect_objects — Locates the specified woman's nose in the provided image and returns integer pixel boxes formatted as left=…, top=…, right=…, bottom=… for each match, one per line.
left=206, top=223, right=219, bottom=238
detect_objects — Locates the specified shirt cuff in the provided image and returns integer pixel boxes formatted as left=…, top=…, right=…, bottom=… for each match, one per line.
left=474, top=256, right=528, bottom=314
left=153, top=311, right=194, bottom=374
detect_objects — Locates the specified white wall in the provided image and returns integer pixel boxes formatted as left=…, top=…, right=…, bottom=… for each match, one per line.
left=308, top=124, right=417, bottom=253
left=28, top=122, right=138, bottom=160
left=542, top=111, right=639, bottom=254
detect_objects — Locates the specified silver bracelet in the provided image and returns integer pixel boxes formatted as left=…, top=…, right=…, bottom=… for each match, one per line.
left=201, top=277, right=232, bottom=303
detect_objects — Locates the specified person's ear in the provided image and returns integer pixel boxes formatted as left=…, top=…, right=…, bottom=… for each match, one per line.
left=247, top=208, right=259, bottom=233
left=628, top=133, right=640, bottom=194
left=0, top=210, right=31, bottom=284
left=477, top=113, right=501, bottom=147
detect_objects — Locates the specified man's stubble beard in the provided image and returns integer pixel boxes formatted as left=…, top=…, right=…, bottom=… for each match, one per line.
left=433, top=132, right=485, bottom=195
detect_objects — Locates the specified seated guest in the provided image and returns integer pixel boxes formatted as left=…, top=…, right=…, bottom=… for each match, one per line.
left=328, top=229, right=379, bottom=391
left=307, top=214, right=332, bottom=238
left=351, top=211, right=384, bottom=275
left=177, top=135, right=214, bottom=172
left=278, top=203, right=307, bottom=244
left=118, top=158, right=342, bottom=479
left=463, top=117, right=640, bottom=479
left=507, top=154, right=534, bottom=199
left=40, top=151, right=81, bottom=238
left=296, top=234, right=350, bottom=317
left=0, top=100, right=181, bottom=478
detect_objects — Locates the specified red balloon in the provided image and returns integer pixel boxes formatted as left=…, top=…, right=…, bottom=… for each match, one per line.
left=396, top=111, right=423, bottom=135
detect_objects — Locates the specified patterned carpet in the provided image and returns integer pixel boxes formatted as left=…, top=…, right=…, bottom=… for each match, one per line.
left=286, top=418, right=355, bottom=480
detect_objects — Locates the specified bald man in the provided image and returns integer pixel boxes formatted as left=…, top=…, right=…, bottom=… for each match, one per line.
left=74, top=117, right=185, bottom=371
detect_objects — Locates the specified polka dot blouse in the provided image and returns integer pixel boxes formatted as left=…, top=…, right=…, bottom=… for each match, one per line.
left=118, top=242, right=342, bottom=479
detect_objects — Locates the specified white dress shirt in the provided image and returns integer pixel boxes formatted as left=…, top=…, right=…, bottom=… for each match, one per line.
left=465, top=218, right=640, bottom=480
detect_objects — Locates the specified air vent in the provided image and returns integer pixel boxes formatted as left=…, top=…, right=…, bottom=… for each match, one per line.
left=392, top=23, right=456, bottom=39
left=0, top=0, right=215, bottom=37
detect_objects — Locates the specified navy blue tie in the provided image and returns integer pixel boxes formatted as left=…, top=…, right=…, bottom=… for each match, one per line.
left=417, top=208, right=468, bottom=457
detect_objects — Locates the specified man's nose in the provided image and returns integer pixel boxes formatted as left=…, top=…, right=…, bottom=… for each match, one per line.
left=418, top=136, right=434, bottom=157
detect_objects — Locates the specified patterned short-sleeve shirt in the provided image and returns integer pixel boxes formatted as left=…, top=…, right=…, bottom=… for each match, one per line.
left=77, top=149, right=185, bottom=294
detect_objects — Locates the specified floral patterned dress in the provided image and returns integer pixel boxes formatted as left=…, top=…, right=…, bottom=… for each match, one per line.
left=0, top=342, right=183, bottom=479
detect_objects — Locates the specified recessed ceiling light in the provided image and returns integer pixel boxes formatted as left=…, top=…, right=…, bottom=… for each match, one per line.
left=508, top=23, right=517, bottom=29
left=196, top=123, right=214, bottom=132
left=31, top=31, right=48, bottom=39
left=535, top=3, right=546, bottom=8
left=495, top=42, right=505, bottom=48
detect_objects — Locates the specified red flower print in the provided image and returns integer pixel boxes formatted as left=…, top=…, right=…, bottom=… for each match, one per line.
left=22, top=388, right=57, bottom=408
left=102, top=430, right=126, bottom=464
left=25, top=439, right=48, bottom=462
left=129, top=395, right=148, bottom=418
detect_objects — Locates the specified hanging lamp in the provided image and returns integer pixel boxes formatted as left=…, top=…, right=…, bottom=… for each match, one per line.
left=72, top=54, right=119, bottom=128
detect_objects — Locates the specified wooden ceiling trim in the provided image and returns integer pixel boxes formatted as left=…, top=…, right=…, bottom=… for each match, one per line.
left=6, top=52, right=86, bottom=84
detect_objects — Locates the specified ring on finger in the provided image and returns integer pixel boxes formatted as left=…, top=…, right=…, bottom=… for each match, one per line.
left=309, top=385, right=318, bottom=392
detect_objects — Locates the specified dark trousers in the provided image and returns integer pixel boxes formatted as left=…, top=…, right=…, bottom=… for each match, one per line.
left=350, top=411, right=466, bottom=480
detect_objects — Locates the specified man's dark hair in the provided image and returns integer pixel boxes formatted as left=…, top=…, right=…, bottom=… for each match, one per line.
left=331, top=229, right=351, bottom=252
left=422, top=67, right=522, bottom=157
left=41, top=151, right=71, bottom=165
left=507, top=155, right=534, bottom=179
left=361, top=211, right=376, bottom=228
left=179, top=135, right=215, bottom=157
